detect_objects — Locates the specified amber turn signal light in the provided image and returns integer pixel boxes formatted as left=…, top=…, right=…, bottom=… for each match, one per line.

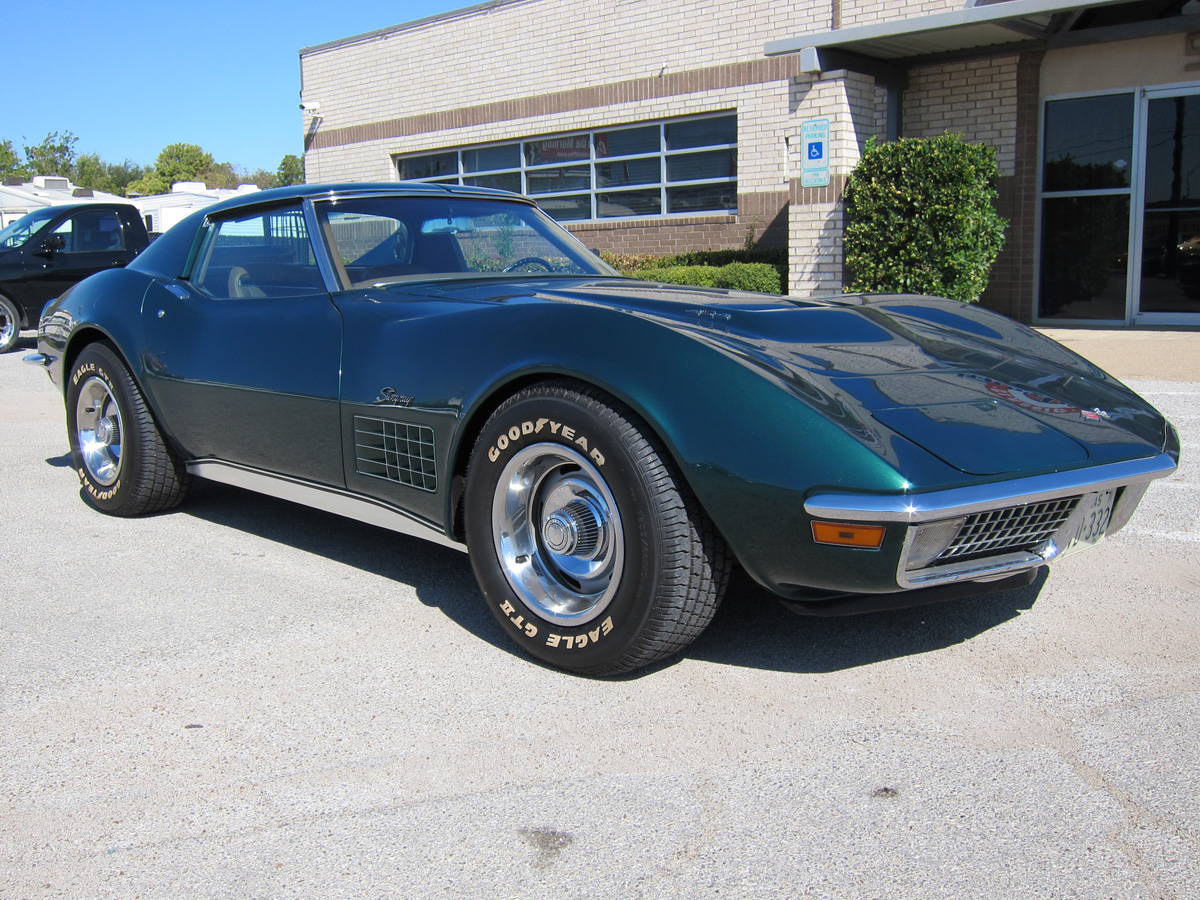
left=811, top=521, right=886, bottom=549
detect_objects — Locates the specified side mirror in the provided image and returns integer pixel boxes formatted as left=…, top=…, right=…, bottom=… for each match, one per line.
left=38, top=234, right=67, bottom=255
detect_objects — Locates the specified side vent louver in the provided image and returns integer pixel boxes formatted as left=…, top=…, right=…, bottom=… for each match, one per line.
left=354, top=416, right=437, bottom=492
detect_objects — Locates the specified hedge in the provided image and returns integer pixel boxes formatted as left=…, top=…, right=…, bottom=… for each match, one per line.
left=627, top=262, right=782, bottom=294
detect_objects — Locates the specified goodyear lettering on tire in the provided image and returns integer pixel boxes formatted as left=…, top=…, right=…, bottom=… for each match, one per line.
left=488, top=418, right=606, bottom=467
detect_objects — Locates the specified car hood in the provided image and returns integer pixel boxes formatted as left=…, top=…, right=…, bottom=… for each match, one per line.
left=418, top=278, right=1173, bottom=476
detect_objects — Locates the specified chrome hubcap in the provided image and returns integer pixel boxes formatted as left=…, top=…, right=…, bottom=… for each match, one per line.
left=75, top=377, right=123, bottom=486
left=492, top=443, right=623, bottom=626
left=0, top=312, right=14, bottom=347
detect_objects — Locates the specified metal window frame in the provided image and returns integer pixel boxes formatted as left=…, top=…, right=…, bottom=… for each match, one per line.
left=393, top=113, right=738, bottom=223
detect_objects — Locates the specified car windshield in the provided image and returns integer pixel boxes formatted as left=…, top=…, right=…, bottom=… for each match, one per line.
left=0, top=207, right=59, bottom=249
left=314, top=194, right=617, bottom=289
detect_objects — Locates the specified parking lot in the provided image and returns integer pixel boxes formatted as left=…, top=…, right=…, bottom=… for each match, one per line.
left=2, top=336, right=1198, bottom=900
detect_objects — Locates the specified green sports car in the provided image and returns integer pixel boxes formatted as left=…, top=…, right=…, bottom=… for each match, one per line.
left=27, top=183, right=1179, bottom=674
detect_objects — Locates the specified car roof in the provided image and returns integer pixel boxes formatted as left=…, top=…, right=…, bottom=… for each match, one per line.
left=199, top=181, right=534, bottom=219
left=127, top=182, right=542, bottom=281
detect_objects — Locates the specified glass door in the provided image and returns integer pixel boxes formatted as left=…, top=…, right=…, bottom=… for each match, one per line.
left=1134, top=87, right=1200, bottom=322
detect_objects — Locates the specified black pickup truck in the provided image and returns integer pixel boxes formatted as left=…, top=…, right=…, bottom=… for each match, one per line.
left=0, top=202, right=151, bottom=353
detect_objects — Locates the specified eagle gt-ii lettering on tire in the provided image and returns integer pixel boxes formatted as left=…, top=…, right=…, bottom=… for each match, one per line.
left=465, top=380, right=730, bottom=675
left=65, top=343, right=191, bottom=517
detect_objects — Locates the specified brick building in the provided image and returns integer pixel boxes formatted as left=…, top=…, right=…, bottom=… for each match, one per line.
left=300, top=0, right=1200, bottom=326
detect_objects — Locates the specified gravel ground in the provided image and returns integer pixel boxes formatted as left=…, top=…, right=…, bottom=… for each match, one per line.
left=1, top=338, right=1197, bottom=900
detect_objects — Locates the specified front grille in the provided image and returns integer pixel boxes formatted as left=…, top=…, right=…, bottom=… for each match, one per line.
left=936, top=497, right=1080, bottom=564
left=355, top=416, right=437, bottom=492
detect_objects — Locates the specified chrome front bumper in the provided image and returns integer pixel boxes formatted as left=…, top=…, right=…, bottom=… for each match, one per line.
left=804, top=451, right=1177, bottom=590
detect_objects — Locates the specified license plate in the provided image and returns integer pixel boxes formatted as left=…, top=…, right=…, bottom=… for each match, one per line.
left=1067, top=489, right=1116, bottom=552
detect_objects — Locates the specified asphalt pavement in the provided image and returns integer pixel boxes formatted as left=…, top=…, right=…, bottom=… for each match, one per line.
left=1, top=331, right=1198, bottom=900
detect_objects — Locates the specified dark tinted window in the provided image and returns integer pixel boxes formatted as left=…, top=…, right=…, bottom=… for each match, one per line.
left=52, top=209, right=125, bottom=252
left=1043, top=94, right=1134, bottom=192
left=666, top=115, right=736, bottom=151
left=463, top=144, right=520, bottom=172
left=1038, top=195, right=1130, bottom=319
left=398, top=152, right=457, bottom=180
left=1144, top=94, right=1200, bottom=208
left=596, top=125, right=658, bottom=158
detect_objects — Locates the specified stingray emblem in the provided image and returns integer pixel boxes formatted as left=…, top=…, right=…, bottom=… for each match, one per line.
left=376, top=387, right=413, bottom=407
left=1080, top=408, right=1111, bottom=421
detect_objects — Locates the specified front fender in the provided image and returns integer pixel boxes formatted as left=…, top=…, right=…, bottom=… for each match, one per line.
left=336, top=293, right=956, bottom=591
left=38, top=268, right=154, bottom=393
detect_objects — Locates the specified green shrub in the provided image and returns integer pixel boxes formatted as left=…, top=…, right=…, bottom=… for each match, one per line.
left=630, top=266, right=718, bottom=288
left=600, top=252, right=663, bottom=272
left=602, top=247, right=788, bottom=291
left=628, top=262, right=782, bottom=294
left=842, top=133, right=1006, bottom=303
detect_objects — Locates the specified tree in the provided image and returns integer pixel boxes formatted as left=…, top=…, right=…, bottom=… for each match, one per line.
left=277, top=153, right=305, bottom=186
left=24, top=131, right=78, bottom=177
left=0, top=139, right=28, bottom=179
left=72, top=153, right=147, bottom=196
left=125, top=142, right=214, bottom=195
left=201, top=160, right=239, bottom=189
left=153, top=143, right=214, bottom=184
left=125, top=171, right=171, bottom=196
left=245, top=168, right=277, bottom=189
left=72, top=153, right=109, bottom=191
left=842, top=134, right=1007, bottom=303
left=103, top=160, right=148, bottom=197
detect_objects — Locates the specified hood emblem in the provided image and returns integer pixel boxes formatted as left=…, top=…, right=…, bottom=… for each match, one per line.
left=1079, top=407, right=1111, bottom=421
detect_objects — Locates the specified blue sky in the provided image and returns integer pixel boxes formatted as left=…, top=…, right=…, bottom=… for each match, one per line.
left=5, top=1, right=470, bottom=175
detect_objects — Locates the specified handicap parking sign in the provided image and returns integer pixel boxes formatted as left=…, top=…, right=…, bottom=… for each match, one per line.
left=800, top=118, right=830, bottom=188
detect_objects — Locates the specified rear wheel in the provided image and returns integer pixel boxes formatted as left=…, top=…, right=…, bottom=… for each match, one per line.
left=465, top=380, right=729, bottom=675
left=0, top=295, right=20, bottom=354
left=66, top=343, right=191, bottom=516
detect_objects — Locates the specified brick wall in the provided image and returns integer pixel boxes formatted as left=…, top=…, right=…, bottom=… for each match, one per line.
left=301, top=0, right=826, bottom=137
left=841, top=0, right=962, bottom=27
left=979, top=50, right=1046, bottom=323
left=903, top=57, right=1019, bottom=176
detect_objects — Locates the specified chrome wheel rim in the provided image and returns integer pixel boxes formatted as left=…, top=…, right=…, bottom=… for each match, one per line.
left=0, top=310, right=14, bottom=348
left=75, top=376, right=123, bottom=486
left=492, top=442, right=624, bottom=626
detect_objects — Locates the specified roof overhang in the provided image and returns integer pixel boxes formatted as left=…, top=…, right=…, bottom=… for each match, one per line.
left=766, top=0, right=1200, bottom=75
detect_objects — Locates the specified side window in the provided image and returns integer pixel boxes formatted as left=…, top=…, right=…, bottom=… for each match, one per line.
left=52, top=210, right=126, bottom=252
left=190, top=206, right=324, bottom=299
left=325, top=209, right=412, bottom=287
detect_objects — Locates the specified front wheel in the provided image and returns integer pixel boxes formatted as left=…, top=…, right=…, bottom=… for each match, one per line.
left=465, top=380, right=729, bottom=675
left=0, top=295, right=21, bottom=354
left=65, top=343, right=191, bottom=516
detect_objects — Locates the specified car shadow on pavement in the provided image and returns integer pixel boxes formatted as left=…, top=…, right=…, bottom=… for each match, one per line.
left=178, top=480, right=1048, bottom=677
left=179, top=480, right=511, bottom=652
left=681, top=567, right=1046, bottom=675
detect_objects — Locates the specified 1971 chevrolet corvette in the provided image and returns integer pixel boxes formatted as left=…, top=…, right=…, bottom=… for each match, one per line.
left=28, top=183, right=1179, bottom=674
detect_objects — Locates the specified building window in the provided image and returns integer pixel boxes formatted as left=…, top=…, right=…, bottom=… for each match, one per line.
left=1037, top=93, right=1134, bottom=320
left=394, top=114, right=737, bottom=223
